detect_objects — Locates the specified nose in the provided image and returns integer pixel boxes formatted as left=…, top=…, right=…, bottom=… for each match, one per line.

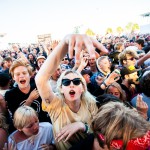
left=19, top=73, right=24, bottom=78
left=69, top=81, right=74, bottom=87
left=33, top=122, right=39, bottom=130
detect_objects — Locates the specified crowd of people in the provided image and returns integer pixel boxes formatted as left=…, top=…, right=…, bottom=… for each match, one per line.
left=0, top=33, right=150, bottom=150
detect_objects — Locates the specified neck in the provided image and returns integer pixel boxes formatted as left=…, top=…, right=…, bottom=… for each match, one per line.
left=122, top=79, right=130, bottom=88
left=90, top=66, right=97, bottom=73
left=65, top=99, right=81, bottom=113
left=99, top=68, right=110, bottom=76
left=19, top=84, right=31, bottom=94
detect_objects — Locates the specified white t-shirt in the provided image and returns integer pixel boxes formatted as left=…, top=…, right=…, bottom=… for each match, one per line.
left=8, top=122, right=54, bottom=150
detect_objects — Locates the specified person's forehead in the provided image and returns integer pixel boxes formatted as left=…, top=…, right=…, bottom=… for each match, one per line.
left=64, top=73, right=79, bottom=78
left=37, top=58, right=45, bottom=62
left=14, top=66, right=28, bottom=72
left=126, top=54, right=133, bottom=58
left=129, top=71, right=137, bottom=76
left=108, top=86, right=119, bottom=91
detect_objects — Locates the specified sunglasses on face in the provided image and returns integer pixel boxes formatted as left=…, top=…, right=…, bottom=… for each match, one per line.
left=62, top=78, right=81, bottom=86
left=62, top=58, right=68, bottom=61
left=126, top=57, right=137, bottom=61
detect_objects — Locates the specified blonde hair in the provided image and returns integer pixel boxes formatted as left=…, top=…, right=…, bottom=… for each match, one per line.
left=56, top=69, right=97, bottom=109
left=9, top=59, right=33, bottom=77
left=118, top=49, right=138, bottom=65
left=92, top=102, right=150, bottom=149
left=13, top=106, right=38, bottom=129
left=105, top=82, right=126, bottom=101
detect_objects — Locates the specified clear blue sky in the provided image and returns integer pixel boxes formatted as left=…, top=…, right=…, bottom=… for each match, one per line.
left=0, top=0, right=150, bottom=43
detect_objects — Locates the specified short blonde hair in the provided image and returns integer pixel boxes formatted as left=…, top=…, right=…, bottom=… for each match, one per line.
left=13, top=106, right=38, bottom=129
left=9, top=59, right=33, bottom=78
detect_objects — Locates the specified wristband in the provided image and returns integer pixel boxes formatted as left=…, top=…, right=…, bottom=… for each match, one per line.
left=146, top=117, right=150, bottom=122
left=102, top=81, right=107, bottom=88
left=84, top=123, right=89, bottom=133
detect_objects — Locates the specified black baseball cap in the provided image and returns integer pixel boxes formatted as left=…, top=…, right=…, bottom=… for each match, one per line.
left=120, top=65, right=141, bottom=76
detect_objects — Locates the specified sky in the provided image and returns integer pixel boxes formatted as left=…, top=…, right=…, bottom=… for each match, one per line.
left=0, top=0, right=150, bottom=44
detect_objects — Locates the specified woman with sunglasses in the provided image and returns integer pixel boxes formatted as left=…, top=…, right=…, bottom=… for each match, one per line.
left=35, top=34, right=108, bottom=150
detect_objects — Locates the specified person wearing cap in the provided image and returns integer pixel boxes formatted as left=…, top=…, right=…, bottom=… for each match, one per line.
left=36, top=56, right=46, bottom=70
left=120, top=65, right=140, bottom=101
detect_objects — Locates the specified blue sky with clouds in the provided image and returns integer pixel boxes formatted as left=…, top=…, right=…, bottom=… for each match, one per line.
left=0, top=0, right=150, bottom=43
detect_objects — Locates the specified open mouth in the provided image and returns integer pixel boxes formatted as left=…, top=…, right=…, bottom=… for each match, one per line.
left=20, top=79, right=26, bottom=84
left=69, top=90, right=75, bottom=96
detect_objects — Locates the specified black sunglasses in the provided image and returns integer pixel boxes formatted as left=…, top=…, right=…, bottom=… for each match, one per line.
left=126, top=57, right=137, bottom=61
left=62, top=58, right=68, bottom=61
left=62, top=78, right=81, bottom=86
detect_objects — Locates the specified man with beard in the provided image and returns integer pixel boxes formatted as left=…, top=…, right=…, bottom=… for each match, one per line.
left=120, top=65, right=140, bottom=102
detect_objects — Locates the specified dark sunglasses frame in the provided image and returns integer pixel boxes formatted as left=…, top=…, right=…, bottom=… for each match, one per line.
left=126, top=57, right=137, bottom=61
left=62, top=58, right=68, bottom=61
left=62, top=78, right=81, bottom=86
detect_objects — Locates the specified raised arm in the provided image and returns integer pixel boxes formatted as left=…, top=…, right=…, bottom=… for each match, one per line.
left=35, top=34, right=101, bottom=105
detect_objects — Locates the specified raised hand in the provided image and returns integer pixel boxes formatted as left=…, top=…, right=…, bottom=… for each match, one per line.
left=136, top=94, right=148, bottom=119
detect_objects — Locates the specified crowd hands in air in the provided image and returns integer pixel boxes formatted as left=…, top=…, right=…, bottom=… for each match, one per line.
left=0, top=33, right=150, bottom=149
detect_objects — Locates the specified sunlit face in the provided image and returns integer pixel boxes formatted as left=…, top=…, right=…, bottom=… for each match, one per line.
left=107, top=86, right=121, bottom=99
left=21, top=117, right=39, bottom=137
left=61, top=73, right=84, bottom=102
left=135, top=43, right=142, bottom=50
left=123, top=54, right=137, bottom=66
left=37, top=58, right=45, bottom=68
left=99, top=58, right=111, bottom=73
left=13, top=66, right=31, bottom=89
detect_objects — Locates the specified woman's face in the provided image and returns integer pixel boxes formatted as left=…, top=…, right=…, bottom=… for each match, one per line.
left=107, top=86, right=121, bottom=99
left=61, top=73, right=84, bottom=102
left=28, top=54, right=34, bottom=60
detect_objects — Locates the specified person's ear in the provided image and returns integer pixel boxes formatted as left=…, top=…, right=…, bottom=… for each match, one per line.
left=123, top=60, right=127, bottom=65
left=18, top=128, right=22, bottom=131
left=124, top=74, right=129, bottom=79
